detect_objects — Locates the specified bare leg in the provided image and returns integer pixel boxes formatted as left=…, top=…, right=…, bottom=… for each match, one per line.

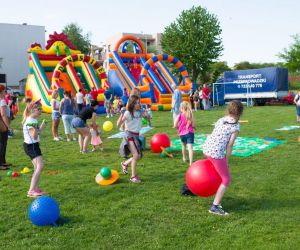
left=29, top=156, right=44, bottom=192
left=52, top=119, right=60, bottom=138
left=56, top=119, right=60, bottom=137
left=213, top=184, right=227, bottom=205
left=187, top=143, right=193, bottom=165
left=78, top=133, right=83, bottom=152
left=83, top=133, right=91, bottom=151
left=52, top=120, right=56, bottom=138
left=124, top=157, right=133, bottom=166
left=181, top=142, right=187, bottom=162
left=128, top=141, right=141, bottom=177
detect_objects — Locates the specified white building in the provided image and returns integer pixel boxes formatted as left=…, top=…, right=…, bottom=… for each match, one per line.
left=0, top=23, right=45, bottom=87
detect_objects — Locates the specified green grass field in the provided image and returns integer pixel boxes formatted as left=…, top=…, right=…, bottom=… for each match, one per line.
left=1, top=104, right=300, bottom=249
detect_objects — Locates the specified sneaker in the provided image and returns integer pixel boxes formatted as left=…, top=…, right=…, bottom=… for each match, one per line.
left=27, top=190, right=44, bottom=198
left=58, top=136, right=63, bottom=140
left=208, top=205, right=229, bottom=216
left=81, top=150, right=91, bottom=154
left=53, top=137, right=60, bottom=141
left=73, top=137, right=77, bottom=141
left=130, top=176, right=141, bottom=183
left=121, top=162, right=128, bottom=174
left=106, top=115, right=109, bottom=118
left=91, top=148, right=96, bottom=152
left=67, top=138, right=71, bottom=142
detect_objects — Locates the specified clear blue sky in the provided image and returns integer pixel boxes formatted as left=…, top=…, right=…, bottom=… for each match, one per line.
left=1, top=0, right=299, bottom=66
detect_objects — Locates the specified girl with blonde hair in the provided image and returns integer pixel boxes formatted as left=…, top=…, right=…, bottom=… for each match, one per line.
left=51, top=90, right=61, bottom=141
left=174, top=101, right=196, bottom=166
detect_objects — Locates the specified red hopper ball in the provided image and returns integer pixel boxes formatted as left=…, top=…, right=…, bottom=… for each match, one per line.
left=186, top=159, right=222, bottom=197
left=150, top=133, right=171, bottom=153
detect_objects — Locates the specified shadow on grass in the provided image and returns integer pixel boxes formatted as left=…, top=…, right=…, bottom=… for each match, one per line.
left=225, top=196, right=300, bottom=212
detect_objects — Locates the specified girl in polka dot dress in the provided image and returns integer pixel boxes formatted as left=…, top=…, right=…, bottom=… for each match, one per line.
left=203, top=100, right=244, bottom=216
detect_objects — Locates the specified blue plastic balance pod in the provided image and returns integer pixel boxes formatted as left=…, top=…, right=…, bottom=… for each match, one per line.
left=28, top=196, right=60, bottom=226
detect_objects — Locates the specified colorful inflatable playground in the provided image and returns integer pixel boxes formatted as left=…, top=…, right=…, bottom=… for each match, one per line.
left=108, top=35, right=191, bottom=110
left=26, top=32, right=108, bottom=114
left=26, top=33, right=191, bottom=112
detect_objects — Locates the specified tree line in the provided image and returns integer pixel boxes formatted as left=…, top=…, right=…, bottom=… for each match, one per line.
left=62, top=6, right=300, bottom=84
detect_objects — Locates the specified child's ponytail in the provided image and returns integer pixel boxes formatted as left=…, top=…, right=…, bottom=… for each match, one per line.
left=22, top=104, right=30, bottom=125
left=180, top=101, right=193, bottom=124
left=22, top=99, right=42, bottom=124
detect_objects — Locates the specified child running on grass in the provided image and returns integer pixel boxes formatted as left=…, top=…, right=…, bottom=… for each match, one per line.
left=22, top=100, right=47, bottom=198
left=117, top=94, right=146, bottom=183
left=174, top=101, right=196, bottom=166
left=203, top=100, right=244, bottom=216
left=90, top=123, right=103, bottom=152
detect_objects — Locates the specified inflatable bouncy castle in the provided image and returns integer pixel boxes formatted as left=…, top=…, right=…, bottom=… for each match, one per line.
left=108, top=35, right=191, bottom=111
left=26, top=32, right=109, bottom=113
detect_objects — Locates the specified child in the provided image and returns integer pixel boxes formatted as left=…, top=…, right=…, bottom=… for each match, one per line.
left=90, top=123, right=103, bottom=152
left=145, top=104, right=153, bottom=127
left=51, top=90, right=61, bottom=141
left=117, top=94, right=146, bottom=183
left=117, top=97, right=124, bottom=113
left=174, top=101, right=195, bottom=166
left=113, top=95, right=119, bottom=114
left=203, top=100, right=244, bottom=216
left=22, top=100, right=47, bottom=197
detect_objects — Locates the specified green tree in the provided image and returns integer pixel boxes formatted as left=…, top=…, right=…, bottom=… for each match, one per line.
left=62, top=23, right=91, bottom=54
left=147, top=44, right=158, bottom=54
left=233, top=61, right=278, bottom=70
left=160, top=6, right=223, bottom=82
left=209, top=61, right=231, bottom=82
left=278, top=34, right=300, bottom=73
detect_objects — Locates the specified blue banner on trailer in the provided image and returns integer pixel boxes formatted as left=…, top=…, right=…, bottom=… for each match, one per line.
left=223, top=67, right=288, bottom=94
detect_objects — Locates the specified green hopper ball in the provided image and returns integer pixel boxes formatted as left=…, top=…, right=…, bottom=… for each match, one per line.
left=160, top=147, right=172, bottom=157
left=7, top=170, right=13, bottom=177
left=142, top=118, right=147, bottom=125
left=100, top=167, right=112, bottom=179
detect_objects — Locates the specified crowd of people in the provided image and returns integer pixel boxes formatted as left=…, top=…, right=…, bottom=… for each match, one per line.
left=188, top=83, right=211, bottom=111
left=1, top=81, right=277, bottom=216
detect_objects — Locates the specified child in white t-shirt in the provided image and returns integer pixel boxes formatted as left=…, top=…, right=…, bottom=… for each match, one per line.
left=117, top=95, right=147, bottom=183
left=76, top=89, right=84, bottom=113
left=203, top=100, right=244, bottom=216
left=22, top=100, right=47, bottom=198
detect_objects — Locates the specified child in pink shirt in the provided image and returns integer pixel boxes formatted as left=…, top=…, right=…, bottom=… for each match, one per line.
left=174, top=101, right=196, bottom=166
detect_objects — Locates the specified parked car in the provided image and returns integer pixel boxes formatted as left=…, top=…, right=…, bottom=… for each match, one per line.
left=6, top=87, right=21, bottom=96
left=268, top=91, right=295, bottom=105
left=278, top=91, right=295, bottom=104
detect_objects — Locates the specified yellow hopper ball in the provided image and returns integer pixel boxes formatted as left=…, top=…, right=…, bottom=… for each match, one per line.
left=103, top=121, right=113, bottom=132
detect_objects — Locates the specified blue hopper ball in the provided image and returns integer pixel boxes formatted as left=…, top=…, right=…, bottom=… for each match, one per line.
left=28, top=196, right=60, bottom=226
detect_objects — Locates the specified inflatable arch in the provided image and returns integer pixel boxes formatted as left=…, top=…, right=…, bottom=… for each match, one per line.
left=140, top=54, right=192, bottom=92
left=52, top=54, right=107, bottom=89
left=114, top=35, right=146, bottom=54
